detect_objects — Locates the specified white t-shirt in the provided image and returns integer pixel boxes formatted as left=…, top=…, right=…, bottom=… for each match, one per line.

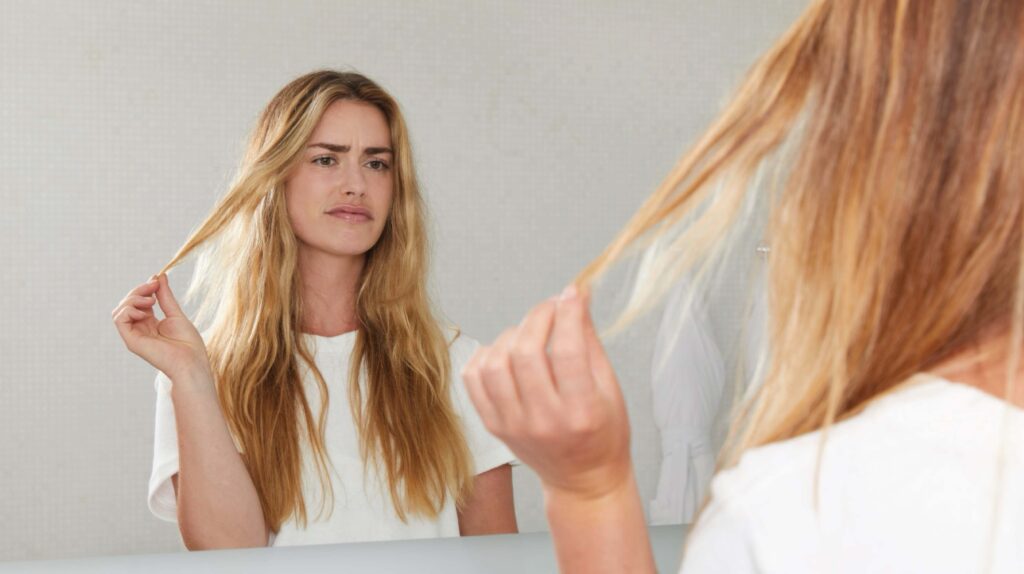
left=680, top=376, right=1024, bottom=573
left=147, top=332, right=515, bottom=546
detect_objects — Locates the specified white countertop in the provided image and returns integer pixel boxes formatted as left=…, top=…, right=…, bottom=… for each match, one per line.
left=0, top=525, right=687, bottom=573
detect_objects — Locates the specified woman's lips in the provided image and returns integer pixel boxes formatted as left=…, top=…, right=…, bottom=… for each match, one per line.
left=326, top=205, right=372, bottom=222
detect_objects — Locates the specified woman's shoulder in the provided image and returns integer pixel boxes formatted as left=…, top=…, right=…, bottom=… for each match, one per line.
left=708, top=428, right=821, bottom=510
left=695, top=377, right=1024, bottom=572
left=708, top=376, right=1015, bottom=510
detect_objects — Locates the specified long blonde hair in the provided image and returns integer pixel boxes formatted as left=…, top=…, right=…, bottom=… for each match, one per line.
left=160, top=70, right=473, bottom=530
left=580, top=0, right=1024, bottom=468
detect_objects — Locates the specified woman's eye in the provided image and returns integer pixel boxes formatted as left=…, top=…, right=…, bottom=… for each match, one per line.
left=313, top=156, right=336, bottom=167
left=366, top=159, right=390, bottom=171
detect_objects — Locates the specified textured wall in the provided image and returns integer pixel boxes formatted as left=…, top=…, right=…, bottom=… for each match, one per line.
left=0, top=0, right=806, bottom=561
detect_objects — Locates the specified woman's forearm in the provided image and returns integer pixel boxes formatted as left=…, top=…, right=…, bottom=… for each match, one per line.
left=544, top=469, right=656, bottom=574
left=458, top=464, right=518, bottom=535
left=170, top=366, right=268, bottom=549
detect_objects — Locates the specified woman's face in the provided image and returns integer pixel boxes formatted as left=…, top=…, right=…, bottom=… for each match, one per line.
left=284, top=99, right=395, bottom=260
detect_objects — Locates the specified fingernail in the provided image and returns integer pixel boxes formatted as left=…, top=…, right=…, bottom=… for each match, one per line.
left=559, top=284, right=578, bottom=301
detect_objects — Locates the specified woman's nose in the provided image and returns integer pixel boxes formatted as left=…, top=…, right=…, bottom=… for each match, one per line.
left=338, top=160, right=367, bottom=197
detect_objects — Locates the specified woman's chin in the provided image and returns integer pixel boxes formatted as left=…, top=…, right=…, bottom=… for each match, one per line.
left=297, top=241, right=375, bottom=261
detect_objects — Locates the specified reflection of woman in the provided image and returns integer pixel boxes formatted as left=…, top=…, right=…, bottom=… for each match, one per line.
left=462, top=1, right=1024, bottom=572
left=112, top=71, right=516, bottom=548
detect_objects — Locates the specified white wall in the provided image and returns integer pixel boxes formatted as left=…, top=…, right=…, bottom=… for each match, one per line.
left=0, top=0, right=806, bottom=561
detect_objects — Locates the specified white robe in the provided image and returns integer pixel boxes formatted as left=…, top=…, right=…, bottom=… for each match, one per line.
left=649, top=259, right=767, bottom=525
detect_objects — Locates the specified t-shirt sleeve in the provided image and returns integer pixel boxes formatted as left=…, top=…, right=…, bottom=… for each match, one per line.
left=677, top=485, right=761, bottom=573
left=449, top=335, right=518, bottom=475
left=148, top=371, right=180, bottom=522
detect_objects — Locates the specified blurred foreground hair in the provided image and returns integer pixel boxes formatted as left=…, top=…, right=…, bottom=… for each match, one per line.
left=579, top=0, right=1024, bottom=472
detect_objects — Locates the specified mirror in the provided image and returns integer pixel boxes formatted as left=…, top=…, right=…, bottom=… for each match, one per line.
left=0, top=0, right=804, bottom=561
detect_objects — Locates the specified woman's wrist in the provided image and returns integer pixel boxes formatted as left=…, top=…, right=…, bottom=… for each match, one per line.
left=169, top=362, right=216, bottom=397
left=542, top=465, right=639, bottom=516
left=542, top=467, right=655, bottom=574
left=540, top=458, right=635, bottom=503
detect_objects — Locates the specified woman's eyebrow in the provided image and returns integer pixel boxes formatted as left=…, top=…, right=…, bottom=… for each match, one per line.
left=307, top=142, right=348, bottom=152
left=306, top=142, right=393, bottom=155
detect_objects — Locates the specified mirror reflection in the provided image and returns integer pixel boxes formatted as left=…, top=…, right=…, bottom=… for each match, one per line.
left=113, top=71, right=519, bottom=548
left=0, top=0, right=803, bottom=562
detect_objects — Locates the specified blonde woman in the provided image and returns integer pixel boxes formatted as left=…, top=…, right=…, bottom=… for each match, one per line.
left=462, top=0, right=1024, bottom=572
left=112, top=71, right=516, bottom=549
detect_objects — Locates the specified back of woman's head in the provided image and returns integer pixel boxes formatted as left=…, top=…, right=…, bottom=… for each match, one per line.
left=160, top=70, right=472, bottom=531
left=580, top=0, right=1024, bottom=458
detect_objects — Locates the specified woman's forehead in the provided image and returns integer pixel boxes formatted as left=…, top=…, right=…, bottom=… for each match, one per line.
left=308, top=100, right=391, bottom=148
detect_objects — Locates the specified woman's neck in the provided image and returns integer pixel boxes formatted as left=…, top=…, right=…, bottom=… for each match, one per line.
left=929, top=327, right=1024, bottom=409
left=296, top=248, right=364, bottom=337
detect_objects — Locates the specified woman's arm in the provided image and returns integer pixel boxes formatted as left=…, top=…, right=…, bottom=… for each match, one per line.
left=461, top=287, right=656, bottom=573
left=114, top=274, right=268, bottom=549
left=544, top=471, right=652, bottom=573
left=168, top=365, right=269, bottom=549
left=457, top=463, right=518, bottom=535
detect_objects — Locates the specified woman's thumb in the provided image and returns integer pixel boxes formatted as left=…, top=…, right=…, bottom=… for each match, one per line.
left=154, top=274, right=185, bottom=318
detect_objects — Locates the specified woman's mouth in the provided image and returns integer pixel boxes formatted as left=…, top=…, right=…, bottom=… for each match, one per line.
left=326, top=205, right=373, bottom=222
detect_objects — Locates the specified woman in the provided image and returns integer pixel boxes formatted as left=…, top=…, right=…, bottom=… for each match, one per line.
left=112, top=71, right=517, bottom=549
left=462, top=1, right=1024, bottom=572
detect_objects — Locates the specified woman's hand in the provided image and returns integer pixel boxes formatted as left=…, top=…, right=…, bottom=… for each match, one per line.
left=461, top=285, right=632, bottom=500
left=112, top=273, right=210, bottom=382
left=116, top=274, right=267, bottom=549
left=463, top=286, right=654, bottom=573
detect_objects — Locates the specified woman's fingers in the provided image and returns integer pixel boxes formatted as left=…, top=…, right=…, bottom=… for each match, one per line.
left=476, top=329, right=524, bottom=427
left=508, top=299, right=560, bottom=413
left=460, top=289, right=634, bottom=500
left=113, top=275, right=212, bottom=381
left=131, top=278, right=160, bottom=297
left=112, top=280, right=158, bottom=318
left=112, top=305, right=134, bottom=328
left=462, top=347, right=502, bottom=432
left=112, top=307, right=134, bottom=346
left=471, top=294, right=597, bottom=423
left=112, top=278, right=171, bottom=352
left=125, top=294, right=157, bottom=311
left=113, top=297, right=156, bottom=325
left=127, top=306, right=151, bottom=319
left=578, top=289, right=617, bottom=390
left=549, top=286, right=595, bottom=399
left=113, top=305, right=150, bottom=344
left=154, top=274, right=185, bottom=318
left=112, top=292, right=157, bottom=330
